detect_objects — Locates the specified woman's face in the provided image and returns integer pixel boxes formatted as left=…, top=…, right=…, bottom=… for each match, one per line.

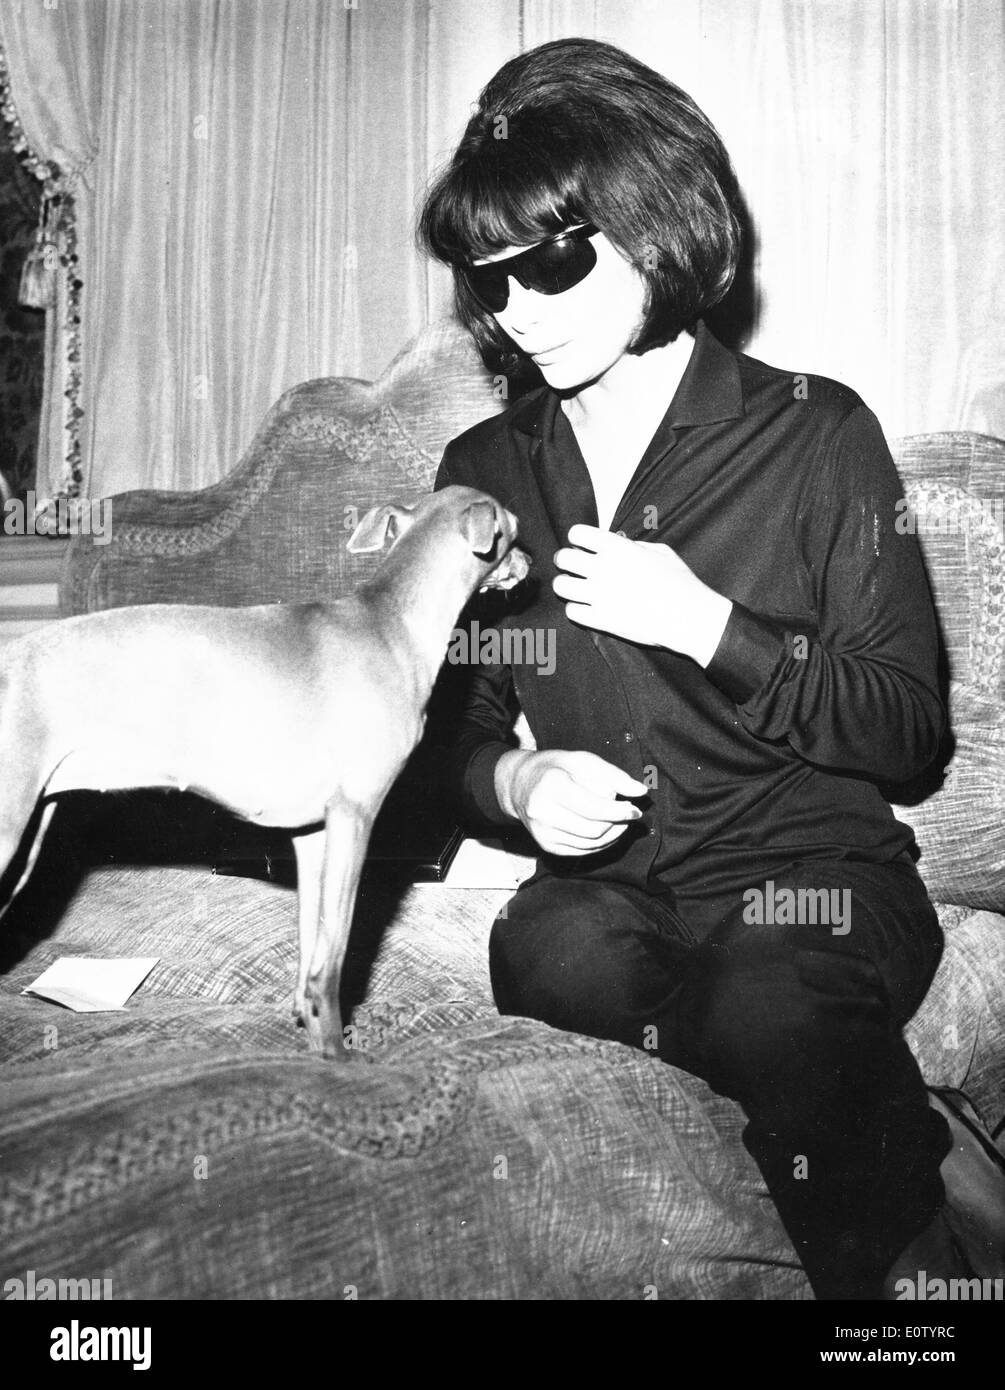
left=474, top=231, right=649, bottom=391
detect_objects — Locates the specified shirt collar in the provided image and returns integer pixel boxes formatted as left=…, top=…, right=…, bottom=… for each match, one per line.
left=508, top=319, right=745, bottom=439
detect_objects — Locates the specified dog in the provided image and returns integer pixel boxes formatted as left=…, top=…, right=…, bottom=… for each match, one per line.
left=0, top=485, right=529, bottom=1058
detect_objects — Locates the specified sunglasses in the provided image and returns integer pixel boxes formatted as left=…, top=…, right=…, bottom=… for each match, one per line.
left=460, top=223, right=600, bottom=314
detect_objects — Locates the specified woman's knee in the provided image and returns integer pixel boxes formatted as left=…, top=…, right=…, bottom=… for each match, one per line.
left=488, top=876, right=683, bottom=1037
left=489, top=883, right=613, bottom=1026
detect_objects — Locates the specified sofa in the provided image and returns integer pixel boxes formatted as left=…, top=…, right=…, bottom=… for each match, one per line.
left=1, top=319, right=1003, bottom=1300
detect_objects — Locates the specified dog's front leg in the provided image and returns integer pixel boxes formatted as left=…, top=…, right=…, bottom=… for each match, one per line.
left=303, top=795, right=372, bottom=1061
left=291, top=827, right=325, bottom=1029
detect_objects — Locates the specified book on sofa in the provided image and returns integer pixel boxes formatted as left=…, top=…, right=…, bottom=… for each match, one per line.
left=210, top=767, right=466, bottom=884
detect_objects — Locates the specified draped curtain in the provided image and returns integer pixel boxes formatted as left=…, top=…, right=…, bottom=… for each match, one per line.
left=0, top=0, right=1002, bottom=500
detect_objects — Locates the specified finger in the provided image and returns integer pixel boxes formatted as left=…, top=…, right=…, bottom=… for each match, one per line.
left=640, top=539, right=679, bottom=558
left=533, top=809, right=630, bottom=850
left=567, top=523, right=621, bottom=551
left=551, top=790, right=642, bottom=829
left=552, top=573, right=593, bottom=602
left=543, top=822, right=633, bottom=855
left=553, top=545, right=597, bottom=577
left=561, top=603, right=617, bottom=636
left=569, top=753, right=650, bottom=799
left=563, top=600, right=609, bottom=631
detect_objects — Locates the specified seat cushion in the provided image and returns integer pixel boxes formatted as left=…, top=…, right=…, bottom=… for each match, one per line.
left=2, top=852, right=1002, bottom=1298
left=0, top=860, right=810, bottom=1300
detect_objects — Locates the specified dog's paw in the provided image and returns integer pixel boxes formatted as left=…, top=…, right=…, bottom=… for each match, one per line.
left=322, top=1034, right=356, bottom=1063
left=302, top=1004, right=327, bottom=1055
left=301, top=983, right=353, bottom=1061
left=292, top=989, right=307, bottom=1029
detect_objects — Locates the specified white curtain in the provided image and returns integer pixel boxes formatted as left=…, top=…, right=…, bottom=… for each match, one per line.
left=0, top=0, right=1003, bottom=500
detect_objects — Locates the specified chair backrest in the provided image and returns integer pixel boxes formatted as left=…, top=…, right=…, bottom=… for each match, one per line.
left=891, top=432, right=1005, bottom=702
left=61, top=318, right=506, bottom=613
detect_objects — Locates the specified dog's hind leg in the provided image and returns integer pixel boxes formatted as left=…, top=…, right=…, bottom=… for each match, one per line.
left=0, top=666, right=41, bottom=904
left=0, top=661, right=63, bottom=920
left=0, top=794, right=55, bottom=922
left=291, top=826, right=324, bottom=1029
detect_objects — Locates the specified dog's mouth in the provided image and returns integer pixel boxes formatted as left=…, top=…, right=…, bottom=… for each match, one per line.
left=479, top=543, right=532, bottom=592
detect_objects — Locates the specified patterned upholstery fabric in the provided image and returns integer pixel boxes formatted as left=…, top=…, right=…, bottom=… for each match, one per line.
left=0, top=863, right=811, bottom=1300
left=891, top=437, right=1005, bottom=703
left=1, top=325, right=1001, bottom=1300
left=59, top=319, right=505, bottom=614
left=886, top=445, right=1005, bottom=909
left=891, top=688, right=1005, bottom=909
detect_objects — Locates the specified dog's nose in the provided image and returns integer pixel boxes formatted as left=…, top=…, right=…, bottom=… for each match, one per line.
left=478, top=543, right=531, bottom=592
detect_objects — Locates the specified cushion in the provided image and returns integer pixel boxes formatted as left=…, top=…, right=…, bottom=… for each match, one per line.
left=3, top=854, right=1002, bottom=1298
left=0, top=861, right=810, bottom=1300
left=891, top=686, right=1005, bottom=912
left=905, top=904, right=1005, bottom=1134
left=0, top=1019, right=809, bottom=1300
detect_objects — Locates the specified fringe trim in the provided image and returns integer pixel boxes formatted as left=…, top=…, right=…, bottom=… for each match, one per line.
left=0, top=37, right=83, bottom=503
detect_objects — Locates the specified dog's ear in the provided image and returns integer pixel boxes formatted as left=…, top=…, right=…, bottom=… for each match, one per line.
left=462, top=499, right=499, bottom=557
left=346, top=503, right=414, bottom=554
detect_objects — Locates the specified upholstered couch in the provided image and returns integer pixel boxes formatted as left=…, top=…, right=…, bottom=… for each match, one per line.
left=1, top=320, right=1003, bottom=1300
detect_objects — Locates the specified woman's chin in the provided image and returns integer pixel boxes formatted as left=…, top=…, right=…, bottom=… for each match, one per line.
left=535, top=364, right=573, bottom=388
left=531, top=344, right=627, bottom=393
left=534, top=356, right=593, bottom=390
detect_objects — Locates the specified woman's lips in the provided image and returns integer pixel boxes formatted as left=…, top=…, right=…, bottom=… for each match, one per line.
left=530, top=342, right=568, bottom=359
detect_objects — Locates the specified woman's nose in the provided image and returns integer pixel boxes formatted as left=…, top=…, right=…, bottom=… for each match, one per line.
left=498, top=278, right=547, bottom=334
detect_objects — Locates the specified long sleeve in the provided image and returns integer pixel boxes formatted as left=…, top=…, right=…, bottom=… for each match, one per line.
left=435, top=444, right=521, bottom=827
left=704, top=405, right=946, bottom=782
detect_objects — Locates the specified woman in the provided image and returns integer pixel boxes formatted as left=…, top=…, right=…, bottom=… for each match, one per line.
left=420, top=36, right=966, bottom=1300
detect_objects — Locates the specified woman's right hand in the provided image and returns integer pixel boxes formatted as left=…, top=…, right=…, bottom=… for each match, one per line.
left=494, top=748, right=648, bottom=856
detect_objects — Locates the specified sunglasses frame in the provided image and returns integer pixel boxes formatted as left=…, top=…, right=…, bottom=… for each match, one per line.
left=461, top=223, right=600, bottom=314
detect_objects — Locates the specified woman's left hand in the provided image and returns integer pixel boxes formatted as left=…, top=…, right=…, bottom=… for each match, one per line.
left=553, top=524, right=733, bottom=667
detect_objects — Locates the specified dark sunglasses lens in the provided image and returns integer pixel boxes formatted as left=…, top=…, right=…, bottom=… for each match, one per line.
left=463, top=264, right=509, bottom=313
left=524, top=236, right=597, bottom=295
left=463, top=230, right=598, bottom=313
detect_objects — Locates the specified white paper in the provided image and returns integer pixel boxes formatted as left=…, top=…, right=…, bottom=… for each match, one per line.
left=22, top=956, right=159, bottom=1013
left=433, top=836, right=537, bottom=890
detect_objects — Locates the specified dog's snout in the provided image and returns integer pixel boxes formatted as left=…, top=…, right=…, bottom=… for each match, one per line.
left=479, top=542, right=531, bottom=592
left=506, top=546, right=531, bottom=580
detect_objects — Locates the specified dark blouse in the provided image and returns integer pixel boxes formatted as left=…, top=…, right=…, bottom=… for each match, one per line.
left=435, top=321, right=945, bottom=936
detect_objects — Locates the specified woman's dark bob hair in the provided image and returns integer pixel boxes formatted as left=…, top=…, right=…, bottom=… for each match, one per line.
left=418, top=37, right=744, bottom=386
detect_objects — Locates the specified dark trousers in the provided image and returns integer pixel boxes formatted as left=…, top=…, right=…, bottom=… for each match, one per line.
left=489, top=856, right=952, bottom=1299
